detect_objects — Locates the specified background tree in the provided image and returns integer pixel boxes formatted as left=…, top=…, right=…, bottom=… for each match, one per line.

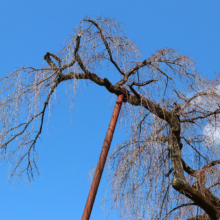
left=1, top=17, right=220, bottom=219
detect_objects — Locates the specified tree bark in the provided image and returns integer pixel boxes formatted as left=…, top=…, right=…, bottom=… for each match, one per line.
left=168, top=114, right=220, bottom=220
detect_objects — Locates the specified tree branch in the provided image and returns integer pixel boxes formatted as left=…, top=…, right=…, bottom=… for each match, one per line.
left=44, top=52, right=61, bottom=67
left=129, top=79, right=158, bottom=87
left=116, top=59, right=152, bottom=86
left=187, top=213, right=210, bottom=220
left=181, top=109, right=220, bottom=123
left=9, top=80, right=60, bottom=179
left=129, top=84, right=171, bottom=122
left=85, top=19, right=124, bottom=75
left=151, top=64, right=175, bottom=82
left=162, top=203, right=196, bottom=220
left=44, top=52, right=59, bottom=70
left=181, top=136, right=207, bottom=160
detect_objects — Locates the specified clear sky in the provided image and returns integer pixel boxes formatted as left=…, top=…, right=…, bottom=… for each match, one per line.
left=0, top=1, right=220, bottom=220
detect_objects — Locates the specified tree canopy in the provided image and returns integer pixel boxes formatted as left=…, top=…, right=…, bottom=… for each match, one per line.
left=1, top=17, right=220, bottom=219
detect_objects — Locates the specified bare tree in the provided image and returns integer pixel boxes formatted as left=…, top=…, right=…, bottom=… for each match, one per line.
left=1, top=17, right=220, bottom=219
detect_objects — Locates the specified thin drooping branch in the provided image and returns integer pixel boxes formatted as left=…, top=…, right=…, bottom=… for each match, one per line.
left=187, top=213, right=210, bottom=220
left=151, top=64, right=174, bottom=82
left=85, top=19, right=124, bottom=75
left=161, top=203, right=196, bottom=220
left=208, top=181, right=220, bottom=190
left=10, top=80, right=60, bottom=179
left=181, top=136, right=207, bottom=160
left=157, top=182, right=172, bottom=220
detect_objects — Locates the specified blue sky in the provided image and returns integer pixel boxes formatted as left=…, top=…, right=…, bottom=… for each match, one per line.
left=0, top=1, right=220, bottom=220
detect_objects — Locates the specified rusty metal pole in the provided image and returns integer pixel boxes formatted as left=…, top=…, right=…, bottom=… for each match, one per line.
left=81, top=91, right=125, bottom=220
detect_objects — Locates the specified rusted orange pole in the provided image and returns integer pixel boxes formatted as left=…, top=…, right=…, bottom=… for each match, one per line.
left=81, top=91, right=125, bottom=220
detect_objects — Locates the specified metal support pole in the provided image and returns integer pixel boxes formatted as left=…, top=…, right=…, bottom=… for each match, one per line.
left=81, top=91, right=125, bottom=220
